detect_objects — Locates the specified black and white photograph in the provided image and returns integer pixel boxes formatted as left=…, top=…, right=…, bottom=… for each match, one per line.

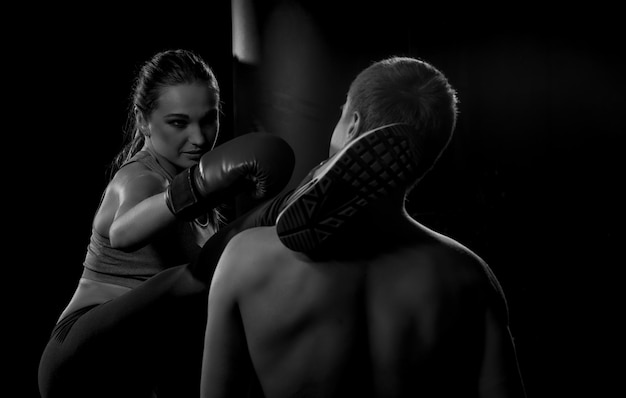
left=9, top=1, right=621, bottom=397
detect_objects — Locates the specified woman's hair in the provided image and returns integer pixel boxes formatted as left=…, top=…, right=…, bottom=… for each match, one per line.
left=347, top=56, right=459, bottom=181
left=110, top=49, right=221, bottom=177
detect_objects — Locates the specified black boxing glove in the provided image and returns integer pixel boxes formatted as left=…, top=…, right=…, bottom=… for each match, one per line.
left=165, top=133, right=295, bottom=221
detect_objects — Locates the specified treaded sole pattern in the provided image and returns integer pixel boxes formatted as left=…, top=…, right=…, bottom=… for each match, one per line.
left=276, top=123, right=420, bottom=252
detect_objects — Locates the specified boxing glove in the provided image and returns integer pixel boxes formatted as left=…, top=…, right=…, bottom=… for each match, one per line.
left=165, top=133, right=295, bottom=221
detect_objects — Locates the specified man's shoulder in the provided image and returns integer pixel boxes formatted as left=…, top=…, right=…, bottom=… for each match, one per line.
left=228, top=225, right=280, bottom=251
left=219, top=226, right=285, bottom=274
left=216, top=226, right=294, bottom=297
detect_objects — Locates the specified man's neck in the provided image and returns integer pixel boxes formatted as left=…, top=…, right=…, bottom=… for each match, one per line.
left=362, top=192, right=409, bottom=225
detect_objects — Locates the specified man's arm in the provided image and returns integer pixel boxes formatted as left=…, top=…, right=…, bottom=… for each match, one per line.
left=200, top=233, right=258, bottom=398
left=478, top=308, right=527, bottom=398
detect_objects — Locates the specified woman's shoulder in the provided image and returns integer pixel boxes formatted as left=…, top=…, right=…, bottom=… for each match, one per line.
left=110, top=160, right=169, bottom=196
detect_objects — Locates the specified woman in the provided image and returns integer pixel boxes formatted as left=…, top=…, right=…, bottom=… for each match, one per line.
left=38, top=49, right=294, bottom=398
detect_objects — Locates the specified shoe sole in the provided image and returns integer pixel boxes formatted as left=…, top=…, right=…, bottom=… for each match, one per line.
left=276, top=123, right=420, bottom=252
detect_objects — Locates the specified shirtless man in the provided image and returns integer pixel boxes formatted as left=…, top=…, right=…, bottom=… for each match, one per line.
left=200, top=56, right=527, bottom=398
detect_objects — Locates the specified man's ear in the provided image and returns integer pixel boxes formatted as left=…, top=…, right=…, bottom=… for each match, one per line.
left=346, top=110, right=361, bottom=140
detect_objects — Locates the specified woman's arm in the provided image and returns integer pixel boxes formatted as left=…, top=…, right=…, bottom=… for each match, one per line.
left=108, top=169, right=176, bottom=250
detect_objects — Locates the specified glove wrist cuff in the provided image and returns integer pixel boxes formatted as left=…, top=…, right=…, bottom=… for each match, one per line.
left=165, top=166, right=206, bottom=221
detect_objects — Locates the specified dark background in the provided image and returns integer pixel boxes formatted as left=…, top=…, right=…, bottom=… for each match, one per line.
left=10, top=2, right=621, bottom=397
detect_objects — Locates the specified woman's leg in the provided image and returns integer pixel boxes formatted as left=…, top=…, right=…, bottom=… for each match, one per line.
left=190, top=188, right=293, bottom=284
left=39, top=190, right=293, bottom=398
left=38, top=265, right=207, bottom=398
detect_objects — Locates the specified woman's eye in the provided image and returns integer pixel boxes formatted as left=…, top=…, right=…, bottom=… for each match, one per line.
left=169, top=120, right=188, bottom=128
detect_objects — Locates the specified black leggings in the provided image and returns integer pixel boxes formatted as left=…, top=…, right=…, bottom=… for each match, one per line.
left=38, top=191, right=291, bottom=398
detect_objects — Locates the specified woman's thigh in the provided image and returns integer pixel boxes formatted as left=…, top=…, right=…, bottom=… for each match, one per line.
left=39, top=265, right=208, bottom=398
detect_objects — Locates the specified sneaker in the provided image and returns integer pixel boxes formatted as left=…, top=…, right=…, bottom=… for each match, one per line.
left=276, top=123, right=420, bottom=252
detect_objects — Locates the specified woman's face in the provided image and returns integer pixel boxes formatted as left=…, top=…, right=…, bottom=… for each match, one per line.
left=146, top=82, right=219, bottom=171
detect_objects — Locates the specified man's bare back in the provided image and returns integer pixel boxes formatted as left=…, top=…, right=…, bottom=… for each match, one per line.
left=202, top=213, right=525, bottom=397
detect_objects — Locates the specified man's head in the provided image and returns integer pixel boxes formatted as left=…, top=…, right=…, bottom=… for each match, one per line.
left=330, top=56, right=458, bottom=182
